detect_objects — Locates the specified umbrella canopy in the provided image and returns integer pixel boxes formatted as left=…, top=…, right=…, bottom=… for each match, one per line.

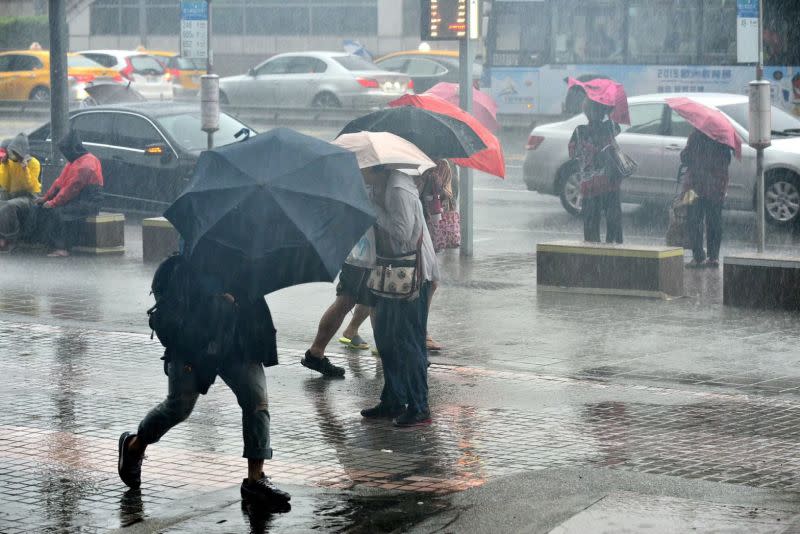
left=84, top=83, right=146, bottom=105
left=164, top=127, right=376, bottom=296
left=665, top=97, right=743, bottom=159
left=425, top=82, right=500, bottom=133
left=339, top=106, right=486, bottom=160
left=332, top=131, right=436, bottom=174
left=389, top=93, right=505, bottom=178
left=567, top=77, right=630, bottom=125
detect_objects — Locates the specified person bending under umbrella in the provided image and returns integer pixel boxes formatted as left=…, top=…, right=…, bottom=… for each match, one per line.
left=117, top=249, right=291, bottom=511
left=681, top=129, right=732, bottom=268
left=360, top=165, right=438, bottom=427
left=568, top=99, right=623, bottom=243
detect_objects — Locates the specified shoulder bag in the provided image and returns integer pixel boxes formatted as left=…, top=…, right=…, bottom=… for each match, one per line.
left=599, top=121, right=637, bottom=179
left=367, top=234, right=423, bottom=301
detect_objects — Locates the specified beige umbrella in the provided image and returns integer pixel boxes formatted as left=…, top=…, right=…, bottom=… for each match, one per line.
left=332, top=131, right=436, bottom=174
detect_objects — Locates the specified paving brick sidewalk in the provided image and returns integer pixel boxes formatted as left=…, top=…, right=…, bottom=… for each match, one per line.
left=1, top=318, right=799, bottom=532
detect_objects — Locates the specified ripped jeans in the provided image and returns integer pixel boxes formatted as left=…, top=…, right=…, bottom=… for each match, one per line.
left=136, top=357, right=272, bottom=459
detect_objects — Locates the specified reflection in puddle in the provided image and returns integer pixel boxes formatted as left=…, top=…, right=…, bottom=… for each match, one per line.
left=0, top=288, right=40, bottom=316
left=48, top=287, right=103, bottom=322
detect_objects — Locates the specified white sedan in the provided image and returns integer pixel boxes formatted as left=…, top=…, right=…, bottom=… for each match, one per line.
left=219, top=51, right=413, bottom=109
left=523, top=93, right=800, bottom=226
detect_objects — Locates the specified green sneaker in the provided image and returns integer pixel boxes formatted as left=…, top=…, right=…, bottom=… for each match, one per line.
left=338, top=334, right=369, bottom=351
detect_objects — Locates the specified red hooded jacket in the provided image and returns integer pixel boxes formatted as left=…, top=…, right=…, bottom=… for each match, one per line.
left=42, top=153, right=104, bottom=208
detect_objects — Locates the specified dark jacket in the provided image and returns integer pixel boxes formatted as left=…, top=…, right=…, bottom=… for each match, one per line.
left=680, top=130, right=732, bottom=203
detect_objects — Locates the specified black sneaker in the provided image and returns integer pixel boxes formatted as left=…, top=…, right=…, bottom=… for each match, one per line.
left=301, top=351, right=345, bottom=378
left=360, top=403, right=405, bottom=419
left=118, top=432, right=143, bottom=489
left=393, top=409, right=432, bottom=428
left=241, top=474, right=291, bottom=512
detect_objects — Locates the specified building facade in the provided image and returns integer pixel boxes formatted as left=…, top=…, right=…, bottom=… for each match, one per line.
left=66, top=0, right=432, bottom=75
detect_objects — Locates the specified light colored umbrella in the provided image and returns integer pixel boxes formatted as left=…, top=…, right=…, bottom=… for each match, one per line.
left=666, top=97, right=743, bottom=159
left=333, top=131, right=436, bottom=174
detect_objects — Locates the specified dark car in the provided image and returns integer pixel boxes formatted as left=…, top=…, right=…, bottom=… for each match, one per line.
left=374, top=50, right=482, bottom=94
left=28, top=103, right=255, bottom=213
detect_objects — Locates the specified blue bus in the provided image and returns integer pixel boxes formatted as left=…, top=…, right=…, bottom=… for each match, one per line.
left=483, top=0, right=800, bottom=118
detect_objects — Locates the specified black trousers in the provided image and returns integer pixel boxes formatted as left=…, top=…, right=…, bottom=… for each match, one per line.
left=687, top=196, right=723, bottom=262
left=583, top=190, right=623, bottom=243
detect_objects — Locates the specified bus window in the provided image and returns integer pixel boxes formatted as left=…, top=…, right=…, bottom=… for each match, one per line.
left=627, top=1, right=699, bottom=65
left=701, top=1, right=736, bottom=65
left=489, top=1, right=549, bottom=67
left=551, top=0, right=625, bottom=64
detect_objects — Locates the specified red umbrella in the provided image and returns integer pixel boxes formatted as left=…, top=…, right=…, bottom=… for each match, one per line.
left=425, top=82, right=500, bottom=133
left=567, top=77, right=630, bottom=125
left=666, top=97, right=743, bottom=159
left=389, top=93, right=505, bottom=179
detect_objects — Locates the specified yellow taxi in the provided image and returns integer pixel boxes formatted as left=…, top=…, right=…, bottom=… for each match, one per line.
left=375, top=49, right=481, bottom=93
left=0, top=50, right=122, bottom=101
left=141, top=50, right=206, bottom=98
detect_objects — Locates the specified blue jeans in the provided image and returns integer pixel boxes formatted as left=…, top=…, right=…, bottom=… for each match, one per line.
left=137, top=357, right=272, bottom=459
left=372, top=282, right=430, bottom=414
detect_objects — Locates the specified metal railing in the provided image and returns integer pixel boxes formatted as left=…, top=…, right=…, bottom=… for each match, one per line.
left=0, top=98, right=535, bottom=130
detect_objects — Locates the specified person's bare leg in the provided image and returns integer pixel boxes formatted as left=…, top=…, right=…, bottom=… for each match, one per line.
left=126, top=435, right=146, bottom=457
left=342, top=303, right=371, bottom=340
left=426, top=281, right=442, bottom=351
left=308, top=295, right=356, bottom=358
left=248, top=458, right=264, bottom=482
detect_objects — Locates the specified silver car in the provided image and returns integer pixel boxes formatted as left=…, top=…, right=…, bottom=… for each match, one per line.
left=218, top=52, right=413, bottom=109
left=523, top=93, right=800, bottom=227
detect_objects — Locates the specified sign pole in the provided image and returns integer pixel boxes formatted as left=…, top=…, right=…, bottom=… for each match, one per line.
left=458, top=0, right=476, bottom=257
left=48, top=0, right=69, bottom=161
left=755, top=0, right=765, bottom=253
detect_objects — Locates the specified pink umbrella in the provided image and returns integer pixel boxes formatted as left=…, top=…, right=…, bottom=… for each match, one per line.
left=665, top=97, right=743, bottom=159
left=567, top=77, right=630, bottom=125
left=425, top=82, right=500, bottom=133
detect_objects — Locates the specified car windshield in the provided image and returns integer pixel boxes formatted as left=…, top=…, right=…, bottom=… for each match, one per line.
left=158, top=112, right=254, bottom=151
left=68, top=55, right=105, bottom=68
left=174, top=57, right=203, bottom=70
left=334, top=55, right=380, bottom=71
left=130, top=55, right=165, bottom=74
left=718, top=102, right=800, bottom=135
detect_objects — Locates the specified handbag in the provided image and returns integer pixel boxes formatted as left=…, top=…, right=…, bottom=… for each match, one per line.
left=599, top=121, right=637, bottom=179
left=665, top=165, right=695, bottom=248
left=437, top=210, right=461, bottom=249
left=367, top=235, right=422, bottom=300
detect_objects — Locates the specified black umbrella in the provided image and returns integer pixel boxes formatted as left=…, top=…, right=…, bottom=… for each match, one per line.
left=164, top=127, right=376, bottom=296
left=339, top=107, right=486, bottom=160
left=84, top=82, right=146, bottom=105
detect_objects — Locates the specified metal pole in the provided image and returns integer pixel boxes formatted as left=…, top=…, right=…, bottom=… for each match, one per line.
left=458, top=1, right=475, bottom=257
left=138, top=0, right=147, bottom=49
left=48, top=0, right=69, bottom=161
left=206, top=0, right=213, bottom=74
left=206, top=0, right=213, bottom=149
left=756, top=0, right=765, bottom=252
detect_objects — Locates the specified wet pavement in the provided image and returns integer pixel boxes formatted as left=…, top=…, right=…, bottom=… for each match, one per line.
left=2, top=139, right=800, bottom=531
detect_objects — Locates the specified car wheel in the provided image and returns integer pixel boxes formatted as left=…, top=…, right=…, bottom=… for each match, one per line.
left=765, top=172, right=800, bottom=226
left=312, top=92, right=341, bottom=108
left=218, top=90, right=229, bottom=105
left=29, top=86, right=50, bottom=101
left=558, top=166, right=583, bottom=216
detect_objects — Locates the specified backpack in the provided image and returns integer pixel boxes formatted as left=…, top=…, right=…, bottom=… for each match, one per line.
left=147, top=254, right=233, bottom=357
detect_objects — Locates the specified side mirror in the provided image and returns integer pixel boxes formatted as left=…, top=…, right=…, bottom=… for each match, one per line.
left=248, top=67, right=256, bottom=77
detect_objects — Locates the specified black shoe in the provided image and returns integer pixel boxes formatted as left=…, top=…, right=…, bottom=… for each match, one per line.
left=393, top=409, right=432, bottom=427
left=360, top=402, right=405, bottom=419
left=241, top=474, right=291, bottom=512
left=118, top=432, right=143, bottom=489
left=301, top=351, right=345, bottom=378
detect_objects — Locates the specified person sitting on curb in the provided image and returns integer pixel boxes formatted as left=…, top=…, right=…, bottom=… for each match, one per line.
left=0, top=133, right=41, bottom=252
left=117, top=252, right=291, bottom=511
left=34, top=130, right=103, bottom=257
